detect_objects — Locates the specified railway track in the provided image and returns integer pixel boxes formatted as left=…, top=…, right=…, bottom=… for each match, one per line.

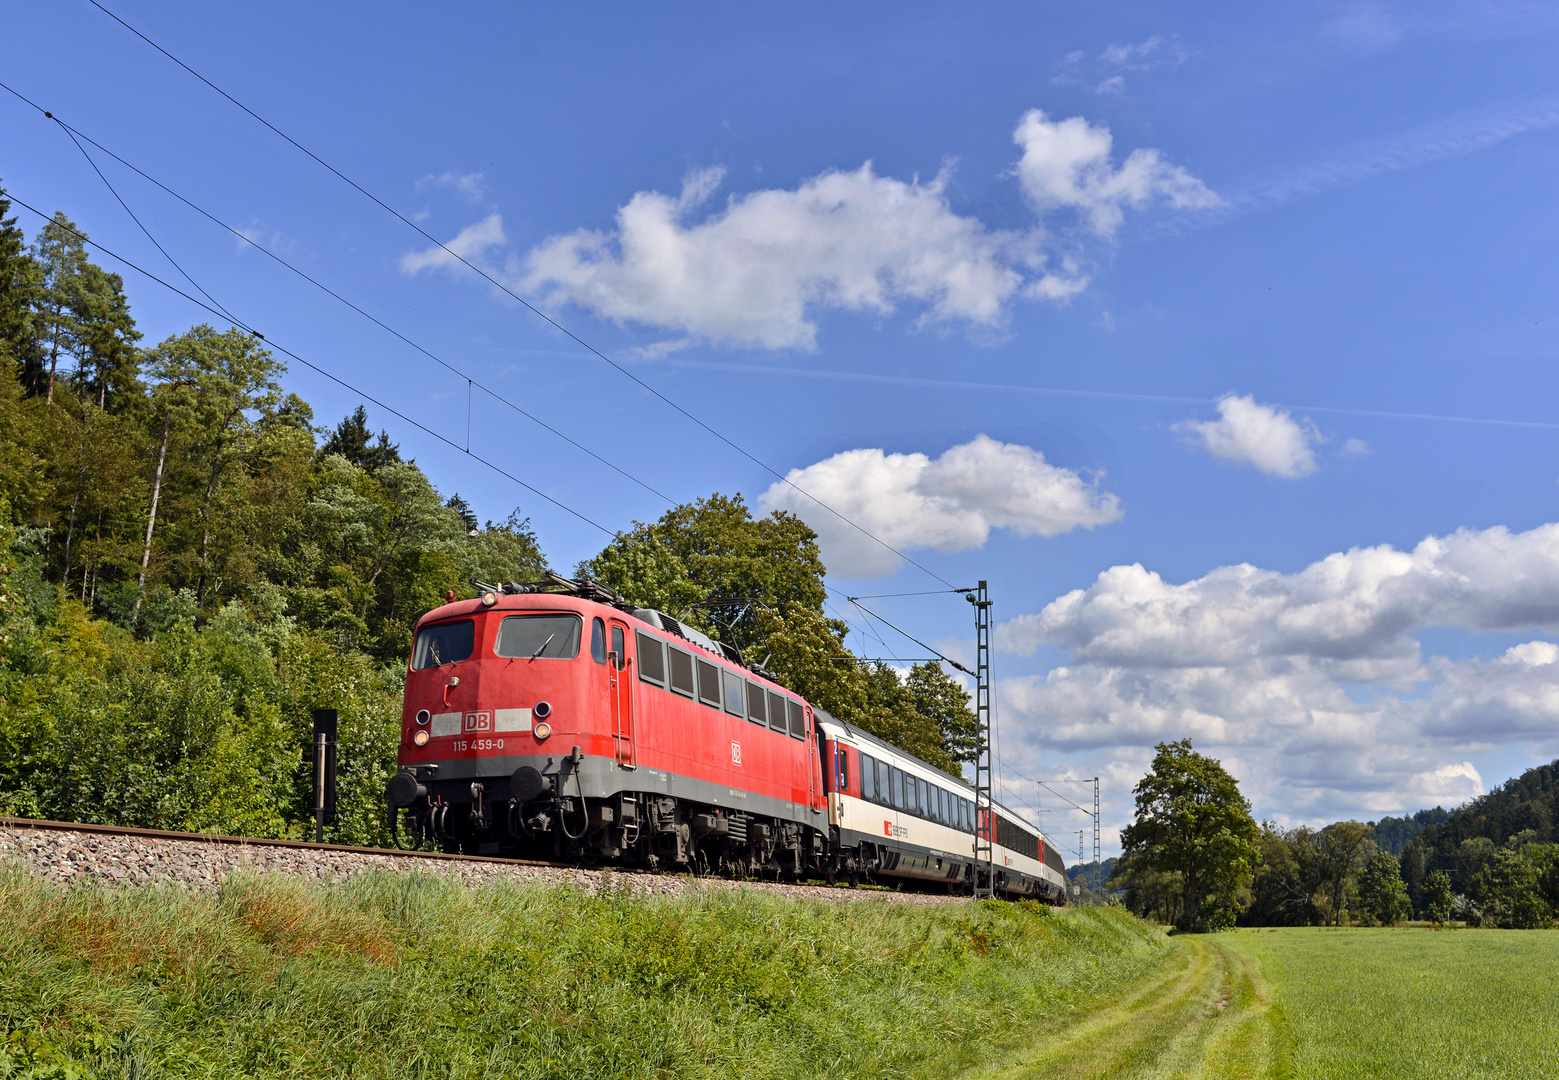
left=0, top=816, right=965, bottom=904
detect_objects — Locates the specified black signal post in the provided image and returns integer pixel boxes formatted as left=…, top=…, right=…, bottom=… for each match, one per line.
left=312, top=709, right=338, bottom=843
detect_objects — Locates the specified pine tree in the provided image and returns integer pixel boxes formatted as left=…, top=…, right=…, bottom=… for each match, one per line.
left=29, top=213, right=91, bottom=403
left=0, top=186, right=42, bottom=380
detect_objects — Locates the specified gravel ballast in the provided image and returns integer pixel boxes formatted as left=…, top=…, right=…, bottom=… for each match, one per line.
left=0, top=822, right=965, bottom=905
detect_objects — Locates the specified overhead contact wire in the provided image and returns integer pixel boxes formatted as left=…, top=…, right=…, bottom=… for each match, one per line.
left=0, top=187, right=613, bottom=537
left=80, top=2, right=957, bottom=589
left=0, top=80, right=674, bottom=511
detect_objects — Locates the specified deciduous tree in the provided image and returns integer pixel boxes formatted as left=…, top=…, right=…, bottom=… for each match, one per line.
left=1119, top=739, right=1259, bottom=932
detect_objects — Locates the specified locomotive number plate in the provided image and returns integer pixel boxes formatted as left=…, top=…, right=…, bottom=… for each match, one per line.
left=453, top=739, right=506, bottom=752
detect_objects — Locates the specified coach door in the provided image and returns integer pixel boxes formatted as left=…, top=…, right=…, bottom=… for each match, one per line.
left=608, top=619, right=636, bottom=767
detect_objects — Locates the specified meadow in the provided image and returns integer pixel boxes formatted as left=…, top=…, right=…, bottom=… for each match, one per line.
left=1226, top=926, right=1559, bottom=1080
left=965, top=924, right=1559, bottom=1079
left=0, top=865, right=1166, bottom=1080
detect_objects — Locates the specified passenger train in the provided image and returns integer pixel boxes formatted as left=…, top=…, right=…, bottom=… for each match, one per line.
left=384, top=576, right=1067, bottom=900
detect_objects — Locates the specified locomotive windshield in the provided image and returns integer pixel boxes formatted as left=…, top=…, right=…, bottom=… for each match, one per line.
left=411, top=619, right=475, bottom=669
left=495, top=614, right=582, bottom=659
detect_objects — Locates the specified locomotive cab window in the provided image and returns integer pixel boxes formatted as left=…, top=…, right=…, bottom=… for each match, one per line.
left=590, top=617, right=607, bottom=664
left=668, top=647, right=696, bottom=697
left=494, top=614, right=582, bottom=659
left=412, top=619, right=474, bottom=669
left=637, top=632, right=666, bottom=686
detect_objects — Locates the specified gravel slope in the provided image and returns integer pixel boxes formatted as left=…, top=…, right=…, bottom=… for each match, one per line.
left=0, top=822, right=965, bottom=904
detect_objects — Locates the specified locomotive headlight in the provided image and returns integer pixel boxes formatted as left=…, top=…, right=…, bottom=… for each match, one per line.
left=481, top=590, right=498, bottom=606
left=533, top=721, right=552, bottom=741
left=415, top=709, right=430, bottom=726
left=533, top=701, right=552, bottom=719
left=413, top=729, right=430, bottom=747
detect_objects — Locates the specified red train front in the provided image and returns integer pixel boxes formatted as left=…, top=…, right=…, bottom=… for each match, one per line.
left=384, top=578, right=832, bottom=873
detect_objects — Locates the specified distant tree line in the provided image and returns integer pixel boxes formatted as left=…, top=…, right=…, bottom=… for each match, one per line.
left=1111, top=740, right=1559, bottom=931
left=0, top=189, right=978, bottom=841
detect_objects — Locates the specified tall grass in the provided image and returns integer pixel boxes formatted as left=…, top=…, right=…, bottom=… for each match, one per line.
left=0, top=864, right=1165, bottom=1079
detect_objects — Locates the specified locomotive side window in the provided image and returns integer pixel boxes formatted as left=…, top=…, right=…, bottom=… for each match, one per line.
left=494, top=614, right=582, bottom=659
left=412, top=619, right=474, bottom=669
left=636, top=632, right=666, bottom=686
left=611, top=625, right=626, bottom=670
left=787, top=699, right=806, bottom=739
left=590, top=618, right=607, bottom=664
left=746, top=681, right=767, bottom=725
left=767, top=691, right=788, bottom=733
left=696, top=659, right=722, bottom=708
left=668, top=647, right=696, bottom=697
left=722, top=671, right=746, bottom=717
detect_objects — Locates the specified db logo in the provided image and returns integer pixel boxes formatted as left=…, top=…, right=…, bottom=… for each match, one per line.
left=731, top=742, right=742, bottom=765
left=464, top=711, right=491, bottom=732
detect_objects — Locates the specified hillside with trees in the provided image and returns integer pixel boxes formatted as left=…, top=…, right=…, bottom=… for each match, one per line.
left=0, top=188, right=977, bottom=843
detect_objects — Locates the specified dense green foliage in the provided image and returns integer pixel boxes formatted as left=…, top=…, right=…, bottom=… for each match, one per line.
left=1225, top=927, right=1559, bottom=1079
left=1368, top=807, right=1449, bottom=856
left=1239, top=760, right=1559, bottom=929
left=1399, top=759, right=1559, bottom=923
left=0, top=868, right=1166, bottom=1079
left=1114, top=739, right=1260, bottom=932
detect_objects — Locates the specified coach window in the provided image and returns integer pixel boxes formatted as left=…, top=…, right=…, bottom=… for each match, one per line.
left=636, top=632, right=666, bottom=686
left=668, top=647, right=696, bottom=698
left=767, top=691, right=788, bottom=734
left=836, top=746, right=849, bottom=792
left=411, top=619, right=474, bottom=669
left=939, top=788, right=950, bottom=825
left=788, top=699, right=806, bottom=740
left=590, top=618, right=607, bottom=664
left=494, top=614, right=581, bottom=659
left=888, top=766, right=903, bottom=810
left=722, top=670, right=746, bottom=717
left=696, top=659, right=722, bottom=708
left=746, top=681, right=767, bottom=726
left=611, top=624, right=626, bottom=670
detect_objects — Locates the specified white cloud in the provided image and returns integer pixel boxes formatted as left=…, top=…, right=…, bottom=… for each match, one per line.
left=1175, top=393, right=1320, bottom=478
left=403, top=112, right=1216, bottom=350
left=994, top=521, right=1559, bottom=826
left=399, top=213, right=507, bottom=276
left=518, top=164, right=1050, bottom=350
left=418, top=171, right=489, bottom=203
left=1011, top=109, right=1222, bottom=237
left=760, top=434, right=1122, bottom=578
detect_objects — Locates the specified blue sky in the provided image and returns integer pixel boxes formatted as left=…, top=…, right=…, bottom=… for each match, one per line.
left=6, top=1, right=1559, bottom=856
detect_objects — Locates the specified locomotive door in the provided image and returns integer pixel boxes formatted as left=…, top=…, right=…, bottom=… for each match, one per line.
left=608, top=619, right=636, bottom=767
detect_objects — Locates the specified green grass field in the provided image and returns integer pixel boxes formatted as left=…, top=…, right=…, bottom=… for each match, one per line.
left=6, top=864, right=1557, bottom=1080
left=965, top=924, right=1559, bottom=1080
left=1226, top=926, right=1559, bottom=1080
left=0, top=864, right=1167, bottom=1079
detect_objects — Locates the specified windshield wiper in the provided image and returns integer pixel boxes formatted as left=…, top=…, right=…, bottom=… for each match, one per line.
left=528, top=633, right=556, bottom=661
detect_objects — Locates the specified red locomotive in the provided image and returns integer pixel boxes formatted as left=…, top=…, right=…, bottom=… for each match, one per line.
left=385, top=576, right=1066, bottom=899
